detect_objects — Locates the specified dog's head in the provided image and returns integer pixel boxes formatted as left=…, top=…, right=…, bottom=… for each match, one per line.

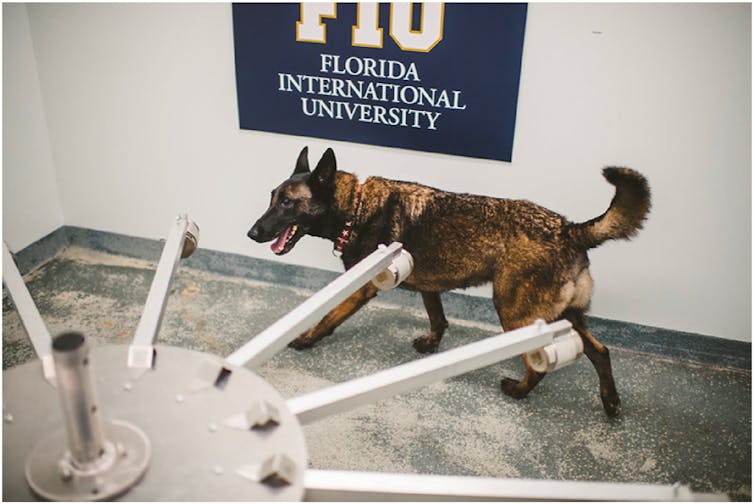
left=247, top=147, right=337, bottom=255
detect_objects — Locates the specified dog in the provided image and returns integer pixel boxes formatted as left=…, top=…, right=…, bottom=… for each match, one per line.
left=248, top=147, right=651, bottom=416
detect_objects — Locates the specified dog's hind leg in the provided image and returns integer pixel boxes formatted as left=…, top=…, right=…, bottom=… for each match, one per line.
left=562, top=308, right=621, bottom=416
left=492, top=274, right=553, bottom=400
left=412, top=291, right=449, bottom=354
left=500, top=354, right=547, bottom=399
left=289, top=282, right=379, bottom=350
left=496, top=316, right=549, bottom=399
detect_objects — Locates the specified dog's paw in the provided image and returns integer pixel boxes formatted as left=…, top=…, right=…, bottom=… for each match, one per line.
left=601, top=393, right=622, bottom=417
left=288, top=333, right=318, bottom=350
left=289, top=326, right=335, bottom=350
left=412, top=335, right=440, bottom=354
left=500, top=377, right=529, bottom=399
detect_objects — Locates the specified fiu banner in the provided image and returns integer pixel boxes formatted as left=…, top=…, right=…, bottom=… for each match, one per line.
left=232, top=3, right=527, bottom=161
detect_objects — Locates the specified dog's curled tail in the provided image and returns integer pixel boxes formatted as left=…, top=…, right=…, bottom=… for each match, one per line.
left=568, top=167, right=651, bottom=249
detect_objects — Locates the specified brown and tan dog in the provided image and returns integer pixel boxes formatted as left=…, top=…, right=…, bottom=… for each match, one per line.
left=248, top=147, right=651, bottom=416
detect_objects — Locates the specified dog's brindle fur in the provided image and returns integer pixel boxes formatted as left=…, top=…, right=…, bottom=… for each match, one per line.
left=248, top=147, right=651, bottom=416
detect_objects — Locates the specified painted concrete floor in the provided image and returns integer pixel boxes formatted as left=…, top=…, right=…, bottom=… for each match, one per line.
left=2, top=246, right=751, bottom=500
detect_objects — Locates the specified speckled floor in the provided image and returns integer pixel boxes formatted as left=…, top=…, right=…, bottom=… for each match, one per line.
left=3, top=243, right=751, bottom=500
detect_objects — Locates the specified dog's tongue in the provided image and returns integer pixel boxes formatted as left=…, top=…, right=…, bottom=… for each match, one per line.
left=271, top=226, right=293, bottom=254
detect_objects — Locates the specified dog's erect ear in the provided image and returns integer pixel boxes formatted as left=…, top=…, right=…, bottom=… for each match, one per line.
left=309, top=148, right=336, bottom=196
left=293, top=146, right=310, bottom=175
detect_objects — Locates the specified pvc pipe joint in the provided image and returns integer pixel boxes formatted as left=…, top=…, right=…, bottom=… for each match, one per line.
left=181, top=218, right=200, bottom=259
left=526, top=329, right=583, bottom=373
left=372, top=248, right=414, bottom=291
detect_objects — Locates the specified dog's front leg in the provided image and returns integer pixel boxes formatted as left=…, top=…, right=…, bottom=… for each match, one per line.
left=288, top=282, right=380, bottom=350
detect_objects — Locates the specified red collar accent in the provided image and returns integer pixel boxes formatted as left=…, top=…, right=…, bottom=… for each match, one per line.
left=334, top=183, right=362, bottom=254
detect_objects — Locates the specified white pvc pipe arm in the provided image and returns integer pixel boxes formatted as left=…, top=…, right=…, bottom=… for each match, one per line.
left=225, top=242, right=405, bottom=370
left=2, top=242, right=56, bottom=384
left=303, top=469, right=724, bottom=501
left=287, top=320, right=572, bottom=425
left=128, top=214, right=193, bottom=369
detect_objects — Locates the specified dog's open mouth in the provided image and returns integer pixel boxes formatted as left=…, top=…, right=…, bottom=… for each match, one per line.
left=271, top=224, right=300, bottom=255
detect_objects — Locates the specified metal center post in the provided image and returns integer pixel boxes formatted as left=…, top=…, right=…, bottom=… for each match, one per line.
left=24, top=332, right=151, bottom=501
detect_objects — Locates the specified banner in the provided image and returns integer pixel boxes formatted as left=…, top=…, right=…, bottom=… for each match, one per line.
left=232, top=3, right=527, bottom=161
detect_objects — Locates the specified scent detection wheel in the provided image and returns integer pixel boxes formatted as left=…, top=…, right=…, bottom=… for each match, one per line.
left=2, top=218, right=720, bottom=502
left=3, top=345, right=307, bottom=501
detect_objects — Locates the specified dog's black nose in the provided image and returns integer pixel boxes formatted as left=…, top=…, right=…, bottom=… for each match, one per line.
left=247, top=226, right=261, bottom=241
left=248, top=223, right=268, bottom=242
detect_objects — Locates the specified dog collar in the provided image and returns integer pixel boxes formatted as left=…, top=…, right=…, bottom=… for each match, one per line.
left=333, top=182, right=363, bottom=256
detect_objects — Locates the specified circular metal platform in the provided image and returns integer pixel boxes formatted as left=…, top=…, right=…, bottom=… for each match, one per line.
left=3, top=345, right=308, bottom=501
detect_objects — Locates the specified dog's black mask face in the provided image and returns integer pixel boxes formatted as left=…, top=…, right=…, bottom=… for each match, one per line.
left=247, top=147, right=336, bottom=255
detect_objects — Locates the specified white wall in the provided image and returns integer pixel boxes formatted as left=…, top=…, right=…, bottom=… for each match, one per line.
left=2, top=4, right=63, bottom=250
left=4, top=3, right=751, bottom=341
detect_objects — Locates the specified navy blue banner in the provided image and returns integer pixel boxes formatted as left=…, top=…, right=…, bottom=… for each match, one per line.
left=232, top=3, right=527, bottom=161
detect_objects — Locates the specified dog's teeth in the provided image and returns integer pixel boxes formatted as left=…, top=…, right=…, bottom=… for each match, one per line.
left=286, top=225, right=298, bottom=244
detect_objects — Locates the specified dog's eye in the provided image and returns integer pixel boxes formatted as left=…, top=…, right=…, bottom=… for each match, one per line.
left=280, top=196, right=294, bottom=207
